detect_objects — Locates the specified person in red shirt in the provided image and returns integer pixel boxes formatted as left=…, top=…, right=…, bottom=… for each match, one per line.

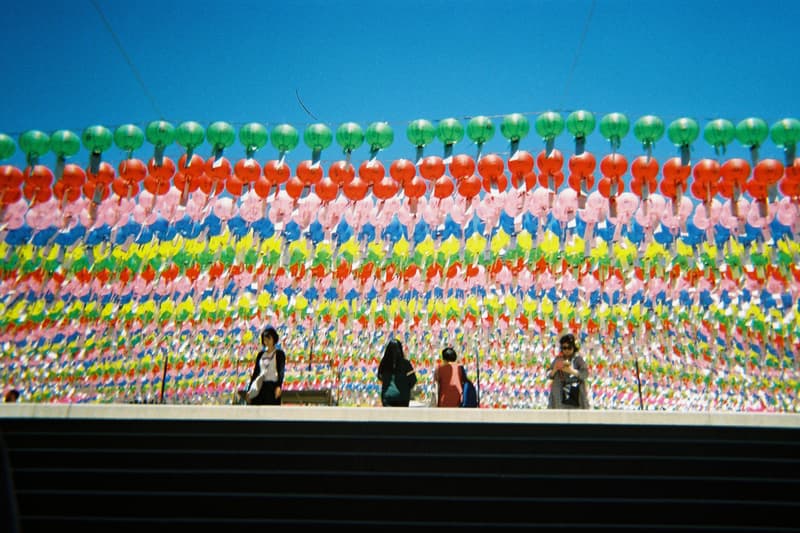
left=434, top=347, right=463, bottom=407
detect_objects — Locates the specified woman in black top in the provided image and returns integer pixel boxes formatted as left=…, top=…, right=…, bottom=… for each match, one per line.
left=242, top=326, right=286, bottom=405
left=376, top=338, right=417, bottom=407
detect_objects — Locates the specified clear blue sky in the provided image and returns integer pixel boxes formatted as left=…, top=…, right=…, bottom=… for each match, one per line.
left=1, top=0, right=798, bottom=170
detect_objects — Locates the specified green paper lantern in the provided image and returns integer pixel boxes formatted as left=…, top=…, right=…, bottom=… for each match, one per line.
left=736, top=117, right=769, bottom=164
left=565, top=110, right=596, bottom=139
left=113, top=124, right=144, bottom=156
left=239, top=122, right=269, bottom=157
left=145, top=120, right=176, bottom=149
left=703, top=119, right=735, bottom=155
left=467, top=116, right=495, bottom=144
left=81, top=125, right=112, bottom=153
left=270, top=123, right=300, bottom=153
left=735, top=117, right=768, bottom=148
left=436, top=117, right=464, bottom=146
left=599, top=113, right=630, bottom=150
left=770, top=118, right=800, bottom=163
left=176, top=121, right=206, bottom=157
left=366, top=121, right=394, bottom=152
left=50, top=129, right=82, bottom=178
left=303, top=123, right=333, bottom=151
left=534, top=111, right=564, bottom=141
left=19, top=129, right=51, bottom=165
left=336, top=122, right=364, bottom=154
left=50, top=129, right=81, bottom=159
left=0, top=133, right=15, bottom=161
left=500, top=113, right=530, bottom=142
left=667, top=117, right=699, bottom=146
left=207, top=121, right=236, bottom=157
left=633, top=115, right=665, bottom=148
left=406, top=119, right=435, bottom=147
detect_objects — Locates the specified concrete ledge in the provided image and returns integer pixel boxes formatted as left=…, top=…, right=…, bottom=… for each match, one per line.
left=2, top=403, right=799, bottom=428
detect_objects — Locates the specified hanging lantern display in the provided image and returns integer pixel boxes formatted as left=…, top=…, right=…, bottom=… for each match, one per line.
left=0, top=110, right=798, bottom=415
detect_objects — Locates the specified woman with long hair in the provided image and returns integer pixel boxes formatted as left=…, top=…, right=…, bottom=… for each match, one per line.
left=376, top=338, right=417, bottom=407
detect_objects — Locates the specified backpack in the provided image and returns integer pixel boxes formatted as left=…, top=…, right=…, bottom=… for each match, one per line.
left=459, top=365, right=478, bottom=408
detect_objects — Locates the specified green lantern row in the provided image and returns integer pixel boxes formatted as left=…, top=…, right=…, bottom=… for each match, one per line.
left=2, top=113, right=799, bottom=168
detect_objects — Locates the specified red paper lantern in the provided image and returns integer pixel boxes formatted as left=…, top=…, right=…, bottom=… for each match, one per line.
left=178, top=153, right=205, bottom=178
left=147, top=156, right=176, bottom=182
left=403, top=174, right=427, bottom=199
left=315, top=175, right=339, bottom=202
left=433, top=176, right=455, bottom=199
left=692, top=158, right=720, bottom=185
left=449, top=154, right=475, bottom=179
left=296, top=160, right=322, bottom=186
left=457, top=174, right=482, bottom=199
left=753, top=158, right=784, bottom=186
left=263, top=159, right=290, bottom=186
left=234, top=158, right=262, bottom=184
left=358, top=160, right=385, bottom=184
left=329, top=160, right=355, bottom=185
left=343, top=175, right=370, bottom=201
left=536, top=149, right=564, bottom=174
left=419, top=155, right=445, bottom=180
left=568, top=151, right=596, bottom=177
left=285, top=174, right=306, bottom=199
left=373, top=175, right=399, bottom=200
left=118, top=158, right=147, bottom=183
left=599, top=153, right=628, bottom=178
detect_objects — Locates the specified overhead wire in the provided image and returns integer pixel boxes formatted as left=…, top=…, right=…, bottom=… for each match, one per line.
left=90, top=0, right=164, bottom=119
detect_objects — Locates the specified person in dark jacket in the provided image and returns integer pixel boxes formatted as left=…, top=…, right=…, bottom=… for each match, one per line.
left=376, top=338, right=417, bottom=407
left=240, top=326, right=286, bottom=405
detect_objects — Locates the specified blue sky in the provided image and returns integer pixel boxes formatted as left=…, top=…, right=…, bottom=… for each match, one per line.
left=1, top=0, right=798, bottom=171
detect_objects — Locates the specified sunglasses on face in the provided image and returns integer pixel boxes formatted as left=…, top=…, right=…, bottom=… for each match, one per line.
left=560, top=345, right=573, bottom=350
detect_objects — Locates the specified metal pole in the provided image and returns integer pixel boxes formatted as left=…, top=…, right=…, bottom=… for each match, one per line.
left=634, top=357, right=644, bottom=410
left=158, top=347, right=169, bottom=404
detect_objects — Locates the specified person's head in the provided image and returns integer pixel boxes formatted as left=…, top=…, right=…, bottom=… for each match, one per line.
left=384, top=339, right=405, bottom=363
left=4, top=389, right=19, bottom=403
left=441, top=347, right=457, bottom=362
left=261, top=326, right=279, bottom=347
left=559, top=333, right=578, bottom=358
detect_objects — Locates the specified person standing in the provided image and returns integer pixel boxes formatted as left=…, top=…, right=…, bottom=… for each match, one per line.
left=546, top=333, right=590, bottom=409
left=433, top=347, right=462, bottom=407
left=376, top=339, right=417, bottom=407
left=240, top=326, right=286, bottom=405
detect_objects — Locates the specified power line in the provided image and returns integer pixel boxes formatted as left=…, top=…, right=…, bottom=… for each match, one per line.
left=561, top=0, right=596, bottom=108
left=90, top=0, right=164, bottom=119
